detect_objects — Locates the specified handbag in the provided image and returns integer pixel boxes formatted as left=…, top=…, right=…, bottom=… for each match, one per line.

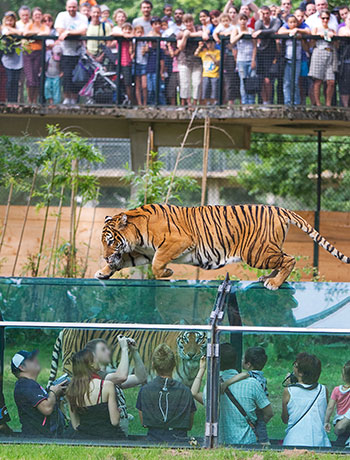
left=243, top=69, right=260, bottom=95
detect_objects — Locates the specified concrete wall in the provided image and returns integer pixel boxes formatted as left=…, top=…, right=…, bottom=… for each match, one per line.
left=1, top=205, right=350, bottom=282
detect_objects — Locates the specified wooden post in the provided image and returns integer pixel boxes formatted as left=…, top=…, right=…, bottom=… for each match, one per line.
left=11, top=169, right=38, bottom=276
left=195, top=117, right=211, bottom=281
left=201, top=117, right=211, bottom=206
left=68, top=159, right=78, bottom=278
left=0, top=182, right=13, bottom=256
left=47, top=185, right=65, bottom=276
left=144, top=127, right=153, bottom=205
left=165, top=108, right=198, bottom=204
left=82, top=188, right=99, bottom=278
left=35, top=159, right=57, bottom=277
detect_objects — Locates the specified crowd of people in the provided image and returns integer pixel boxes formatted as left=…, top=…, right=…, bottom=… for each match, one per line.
left=1, top=0, right=350, bottom=106
left=0, top=339, right=350, bottom=448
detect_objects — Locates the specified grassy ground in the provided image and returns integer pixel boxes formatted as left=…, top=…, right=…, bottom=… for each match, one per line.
left=0, top=445, right=349, bottom=460
left=3, top=331, right=349, bottom=442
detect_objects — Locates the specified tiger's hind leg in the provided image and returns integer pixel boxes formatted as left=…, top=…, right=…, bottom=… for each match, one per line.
left=261, top=252, right=296, bottom=291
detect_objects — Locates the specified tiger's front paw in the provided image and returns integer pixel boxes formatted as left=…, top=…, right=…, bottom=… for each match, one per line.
left=264, top=278, right=281, bottom=291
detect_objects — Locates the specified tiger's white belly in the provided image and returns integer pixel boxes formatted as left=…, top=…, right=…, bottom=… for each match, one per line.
left=130, top=246, right=241, bottom=270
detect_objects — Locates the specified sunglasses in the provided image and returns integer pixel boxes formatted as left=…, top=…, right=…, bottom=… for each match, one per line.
left=321, top=16, right=330, bottom=19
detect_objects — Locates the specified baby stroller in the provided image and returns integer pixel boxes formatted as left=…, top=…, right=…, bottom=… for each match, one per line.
left=79, top=52, right=117, bottom=105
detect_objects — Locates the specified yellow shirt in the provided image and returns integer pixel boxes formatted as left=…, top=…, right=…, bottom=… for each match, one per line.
left=198, top=49, right=220, bottom=78
left=87, top=22, right=111, bottom=56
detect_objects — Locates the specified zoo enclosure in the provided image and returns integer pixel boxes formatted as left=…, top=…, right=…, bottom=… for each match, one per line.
left=1, top=132, right=350, bottom=279
left=1, top=277, right=350, bottom=449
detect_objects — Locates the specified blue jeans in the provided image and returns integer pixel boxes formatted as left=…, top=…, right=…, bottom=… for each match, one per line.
left=5, top=68, right=21, bottom=102
left=283, top=59, right=301, bottom=105
left=237, top=61, right=255, bottom=104
left=147, top=73, right=166, bottom=105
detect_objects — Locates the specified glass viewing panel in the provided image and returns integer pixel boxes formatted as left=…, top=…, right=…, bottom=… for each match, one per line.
left=1, top=278, right=350, bottom=448
left=0, top=278, right=221, bottom=325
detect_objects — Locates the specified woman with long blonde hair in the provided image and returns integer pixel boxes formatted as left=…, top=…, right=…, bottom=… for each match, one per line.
left=66, top=349, right=124, bottom=439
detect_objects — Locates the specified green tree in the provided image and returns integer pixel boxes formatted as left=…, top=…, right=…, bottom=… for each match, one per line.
left=236, top=135, right=350, bottom=211
left=124, top=150, right=199, bottom=209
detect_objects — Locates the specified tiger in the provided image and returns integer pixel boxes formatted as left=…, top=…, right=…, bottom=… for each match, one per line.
left=95, top=203, right=350, bottom=290
left=48, top=327, right=207, bottom=388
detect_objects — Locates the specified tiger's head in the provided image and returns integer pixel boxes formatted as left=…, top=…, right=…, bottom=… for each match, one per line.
left=95, top=214, right=138, bottom=280
left=176, top=331, right=207, bottom=386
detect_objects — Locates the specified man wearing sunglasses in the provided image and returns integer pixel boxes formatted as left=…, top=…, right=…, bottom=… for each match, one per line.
left=305, top=0, right=338, bottom=30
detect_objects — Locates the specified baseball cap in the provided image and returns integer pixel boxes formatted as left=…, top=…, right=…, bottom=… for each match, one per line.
left=11, top=350, right=38, bottom=374
left=100, top=4, right=110, bottom=12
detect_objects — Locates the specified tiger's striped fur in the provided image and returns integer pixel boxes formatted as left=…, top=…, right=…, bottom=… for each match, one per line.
left=48, top=327, right=207, bottom=388
left=95, top=204, right=350, bottom=290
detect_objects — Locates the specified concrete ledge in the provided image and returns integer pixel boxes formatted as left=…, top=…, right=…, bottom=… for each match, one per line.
left=0, top=104, right=350, bottom=137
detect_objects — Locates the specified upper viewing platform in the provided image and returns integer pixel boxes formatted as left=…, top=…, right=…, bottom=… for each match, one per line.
left=1, top=33, right=350, bottom=138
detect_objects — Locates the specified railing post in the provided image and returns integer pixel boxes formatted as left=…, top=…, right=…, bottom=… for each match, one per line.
left=218, top=37, right=225, bottom=106
left=205, top=274, right=231, bottom=448
left=291, top=36, right=297, bottom=106
left=39, top=37, right=46, bottom=105
left=155, top=38, right=161, bottom=106
left=116, top=37, right=122, bottom=105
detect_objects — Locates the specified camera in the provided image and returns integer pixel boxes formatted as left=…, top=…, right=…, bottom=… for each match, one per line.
left=282, top=372, right=298, bottom=387
left=52, top=373, right=70, bottom=386
left=118, top=335, right=136, bottom=346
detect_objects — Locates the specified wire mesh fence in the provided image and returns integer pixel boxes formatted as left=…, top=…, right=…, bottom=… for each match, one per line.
left=1, top=133, right=349, bottom=212
left=1, top=34, right=350, bottom=107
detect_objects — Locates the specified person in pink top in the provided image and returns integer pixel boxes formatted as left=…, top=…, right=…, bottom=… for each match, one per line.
left=325, top=361, right=350, bottom=435
left=118, top=22, right=134, bottom=103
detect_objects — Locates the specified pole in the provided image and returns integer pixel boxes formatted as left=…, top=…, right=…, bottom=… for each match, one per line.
left=155, top=38, right=161, bottom=106
left=116, top=37, right=122, bottom=105
left=291, top=36, right=297, bottom=105
left=313, top=130, right=322, bottom=271
left=204, top=274, right=231, bottom=448
left=11, top=168, right=38, bottom=276
left=218, top=38, right=225, bottom=105
left=201, top=117, right=210, bottom=206
left=35, top=159, right=57, bottom=277
left=39, top=37, right=46, bottom=105
left=0, top=182, right=13, bottom=255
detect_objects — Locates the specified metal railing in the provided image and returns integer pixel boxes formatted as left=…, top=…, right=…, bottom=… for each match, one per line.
left=1, top=34, right=350, bottom=107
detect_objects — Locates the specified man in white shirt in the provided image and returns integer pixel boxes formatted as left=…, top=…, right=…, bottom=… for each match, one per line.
left=16, top=5, right=31, bottom=31
left=132, top=0, right=153, bottom=35
left=305, top=0, right=338, bottom=30
left=162, top=8, right=185, bottom=37
left=55, top=0, right=88, bottom=104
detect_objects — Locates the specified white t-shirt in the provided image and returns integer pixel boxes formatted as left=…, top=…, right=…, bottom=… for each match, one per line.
left=132, top=16, right=152, bottom=35
left=305, top=12, right=338, bottom=31
left=162, top=23, right=186, bottom=37
left=54, top=11, right=88, bottom=56
left=214, top=23, right=237, bottom=35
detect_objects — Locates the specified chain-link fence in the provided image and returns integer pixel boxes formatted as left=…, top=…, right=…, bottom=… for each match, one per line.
left=1, top=133, right=349, bottom=212
left=1, top=34, right=350, bottom=107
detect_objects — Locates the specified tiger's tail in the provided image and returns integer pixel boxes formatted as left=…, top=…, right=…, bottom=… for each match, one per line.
left=285, top=209, right=350, bottom=264
left=47, top=330, right=63, bottom=387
